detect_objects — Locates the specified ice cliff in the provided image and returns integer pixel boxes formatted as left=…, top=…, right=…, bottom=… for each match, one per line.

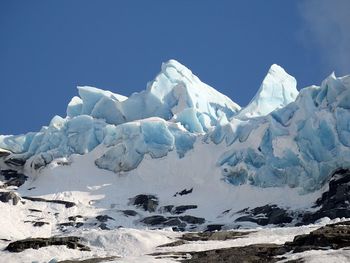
left=1, top=60, right=350, bottom=193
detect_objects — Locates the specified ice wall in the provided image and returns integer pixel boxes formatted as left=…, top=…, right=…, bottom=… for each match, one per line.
left=1, top=60, right=350, bottom=193
left=216, top=73, right=350, bottom=192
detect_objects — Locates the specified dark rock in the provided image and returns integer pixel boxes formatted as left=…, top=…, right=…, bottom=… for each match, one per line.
left=96, top=215, right=115, bottom=222
left=0, top=149, right=11, bottom=158
left=173, top=205, right=198, bottom=214
left=22, top=196, right=76, bottom=208
left=155, top=221, right=350, bottom=262
left=235, top=204, right=293, bottom=226
left=24, top=220, right=49, bottom=227
left=57, top=222, right=78, bottom=232
left=58, top=222, right=83, bottom=229
left=179, top=215, right=205, bottom=224
left=152, top=243, right=287, bottom=263
left=286, top=221, right=350, bottom=252
left=131, top=194, right=159, bottom=212
left=0, top=191, right=20, bottom=205
left=221, top=209, right=232, bottom=215
left=162, top=218, right=186, bottom=227
left=121, top=210, right=138, bottom=217
left=0, top=169, right=17, bottom=178
left=0, top=170, right=28, bottom=188
left=205, top=224, right=224, bottom=232
left=4, top=158, right=26, bottom=167
left=6, top=236, right=90, bottom=253
left=187, top=244, right=287, bottom=262
left=68, top=215, right=83, bottom=221
left=158, top=205, right=174, bottom=213
left=98, top=223, right=110, bottom=230
left=75, top=222, right=84, bottom=228
left=59, top=222, right=75, bottom=227
left=302, top=169, right=350, bottom=224
left=172, top=226, right=186, bottom=232
left=57, top=256, right=119, bottom=263
left=141, top=215, right=168, bottom=226
left=181, top=230, right=253, bottom=242
left=174, top=188, right=193, bottom=197
left=33, top=221, right=49, bottom=227
left=28, top=209, right=42, bottom=213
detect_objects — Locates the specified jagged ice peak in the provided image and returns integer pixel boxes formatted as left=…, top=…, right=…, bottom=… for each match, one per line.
left=1, top=59, right=350, bottom=193
left=236, top=64, right=298, bottom=119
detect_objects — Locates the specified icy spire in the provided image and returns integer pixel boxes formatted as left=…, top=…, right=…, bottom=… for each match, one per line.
left=236, top=64, right=298, bottom=119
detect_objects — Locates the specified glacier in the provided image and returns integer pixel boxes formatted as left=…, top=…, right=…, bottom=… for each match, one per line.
left=1, top=60, right=350, bottom=193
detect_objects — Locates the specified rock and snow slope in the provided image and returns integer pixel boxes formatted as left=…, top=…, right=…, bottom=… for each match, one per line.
left=1, top=60, right=350, bottom=262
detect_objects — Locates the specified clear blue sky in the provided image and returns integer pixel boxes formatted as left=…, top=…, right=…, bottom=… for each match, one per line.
left=1, top=0, right=349, bottom=135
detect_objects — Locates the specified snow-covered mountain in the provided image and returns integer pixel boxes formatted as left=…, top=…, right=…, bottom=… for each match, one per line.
left=1, top=60, right=350, bottom=192
left=1, top=60, right=350, bottom=262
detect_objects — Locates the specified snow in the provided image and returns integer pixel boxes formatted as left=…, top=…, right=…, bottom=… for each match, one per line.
left=0, top=138, right=325, bottom=262
left=0, top=178, right=340, bottom=263
left=17, top=140, right=321, bottom=231
left=0, top=142, right=330, bottom=262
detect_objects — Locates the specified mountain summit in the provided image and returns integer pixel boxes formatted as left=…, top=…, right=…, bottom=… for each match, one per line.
left=237, top=64, right=298, bottom=119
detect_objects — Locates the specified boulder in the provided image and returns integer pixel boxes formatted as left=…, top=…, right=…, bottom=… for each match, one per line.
left=173, top=205, right=198, bottom=214
left=121, top=210, right=138, bottom=217
left=22, top=196, right=76, bottom=208
left=0, top=148, right=11, bottom=158
left=68, top=215, right=83, bottom=221
left=96, top=215, right=115, bottom=222
left=162, top=218, right=186, bottom=227
left=179, top=215, right=205, bottom=224
left=286, top=221, right=350, bottom=252
left=205, top=224, right=224, bottom=232
left=33, top=221, right=49, bottom=227
left=174, top=188, right=193, bottom=197
left=0, top=191, right=20, bottom=205
left=131, top=194, right=159, bottom=212
left=235, top=204, right=293, bottom=226
left=6, top=236, right=90, bottom=253
left=98, top=223, right=110, bottom=230
left=0, top=169, right=28, bottom=188
left=141, top=215, right=167, bottom=226
left=4, top=158, right=26, bottom=167
left=158, top=205, right=174, bottom=213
